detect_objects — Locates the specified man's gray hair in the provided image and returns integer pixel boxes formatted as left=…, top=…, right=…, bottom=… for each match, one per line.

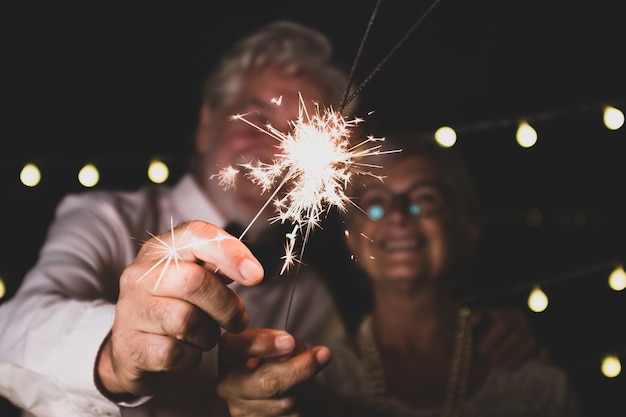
left=201, top=20, right=350, bottom=111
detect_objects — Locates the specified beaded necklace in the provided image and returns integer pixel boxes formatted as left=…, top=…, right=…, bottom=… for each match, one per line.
left=357, top=307, right=472, bottom=417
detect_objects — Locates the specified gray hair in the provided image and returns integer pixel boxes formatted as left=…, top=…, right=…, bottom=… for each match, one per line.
left=201, top=20, right=350, bottom=111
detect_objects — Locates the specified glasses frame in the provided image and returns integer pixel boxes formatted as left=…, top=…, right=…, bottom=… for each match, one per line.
left=355, top=181, right=449, bottom=222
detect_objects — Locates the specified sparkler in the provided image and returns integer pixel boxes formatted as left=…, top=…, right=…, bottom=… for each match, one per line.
left=135, top=96, right=392, bottom=292
left=216, top=95, right=399, bottom=331
left=215, top=94, right=393, bottom=274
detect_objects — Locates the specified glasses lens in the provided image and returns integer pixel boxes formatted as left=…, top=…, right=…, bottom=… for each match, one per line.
left=408, top=203, right=421, bottom=216
left=366, top=203, right=385, bottom=221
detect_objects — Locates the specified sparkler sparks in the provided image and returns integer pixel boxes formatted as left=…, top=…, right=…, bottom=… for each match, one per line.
left=136, top=217, right=237, bottom=290
left=215, top=93, right=396, bottom=273
left=135, top=98, right=394, bottom=290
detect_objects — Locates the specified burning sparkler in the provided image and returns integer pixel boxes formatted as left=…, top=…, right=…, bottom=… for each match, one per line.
left=135, top=95, right=393, bottom=291
left=215, top=93, right=394, bottom=273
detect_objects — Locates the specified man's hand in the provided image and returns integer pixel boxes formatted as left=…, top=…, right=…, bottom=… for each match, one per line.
left=470, top=306, right=547, bottom=370
left=97, top=220, right=265, bottom=398
left=217, top=328, right=332, bottom=417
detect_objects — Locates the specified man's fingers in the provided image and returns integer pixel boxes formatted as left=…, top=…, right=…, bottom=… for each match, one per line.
left=109, top=331, right=204, bottom=395
left=130, top=220, right=269, bottom=333
left=129, top=295, right=222, bottom=350
left=217, top=332, right=331, bottom=417
left=156, top=263, right=250, bottom=333
left=139, top=220, right=264, bottom=286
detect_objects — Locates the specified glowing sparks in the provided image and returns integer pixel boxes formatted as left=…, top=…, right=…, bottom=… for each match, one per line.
left=216, top=93, right=395, bottom=272
left=137, top=217, right=236, bottom=290
left=216, top=165, right=240, bottom=190
left=280, top=224, right=301, bottom=275
left=136, top=95, right=396, bottom=288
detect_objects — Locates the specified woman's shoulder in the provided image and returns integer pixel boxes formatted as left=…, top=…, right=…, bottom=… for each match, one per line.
left=465, top=359, right=583, bottom=416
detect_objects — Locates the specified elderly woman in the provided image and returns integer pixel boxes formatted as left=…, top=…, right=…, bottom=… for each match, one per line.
left=311, top=131, right=585, bottom=416
left=216, top=131, right=584, bottom=417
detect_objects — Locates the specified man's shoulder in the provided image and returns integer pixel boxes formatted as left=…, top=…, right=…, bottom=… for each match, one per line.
left=59, top=182, right=174, bottom=210
left=53, top=182, right=177, bottom=236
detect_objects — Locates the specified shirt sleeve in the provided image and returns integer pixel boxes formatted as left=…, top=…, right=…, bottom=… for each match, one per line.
left=0, top=192, right=149, bottom=417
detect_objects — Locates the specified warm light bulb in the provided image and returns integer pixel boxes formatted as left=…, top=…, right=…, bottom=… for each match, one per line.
left=20, top=163, right=41, bottom=187
left=516, top=121, right=537, bottom=148
left=78, top=164, right=100, bottom=188
left=0, top=277, right=5, bottom=299
left=527, top=285, right=548, bottom=312
left=148, top=160, right=169, bottom=184
left=608, top=265, right=626, bottom=291
left=601, top=354, right=622, bottom=378
left=603, top=106, right=624, bottom=130
left=434, top=126, right=457, bottom=147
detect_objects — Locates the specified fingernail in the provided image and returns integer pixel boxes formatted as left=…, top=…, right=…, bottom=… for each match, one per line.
left=239, top=259, right=264, bottom=283
left=275, top=335, right=294, bottom=351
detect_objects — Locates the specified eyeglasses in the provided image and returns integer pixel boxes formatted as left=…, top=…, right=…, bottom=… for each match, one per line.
left=357, top=182, right=447, bottom=222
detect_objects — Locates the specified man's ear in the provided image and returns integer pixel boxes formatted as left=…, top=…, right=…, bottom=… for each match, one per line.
left=195, top=103, right=212, bottom=152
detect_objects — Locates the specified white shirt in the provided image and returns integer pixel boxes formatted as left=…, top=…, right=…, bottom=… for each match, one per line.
left=0, top=174, right=345, bottom=417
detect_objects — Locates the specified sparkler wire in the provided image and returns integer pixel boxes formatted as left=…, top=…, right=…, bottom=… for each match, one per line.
left=339, top=0, right=382, bottom=114
left=239, top=167, right=294, bottom=241
left=342, top=0, right=443, bottom=110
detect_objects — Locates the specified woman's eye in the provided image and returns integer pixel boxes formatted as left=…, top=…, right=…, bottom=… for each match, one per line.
left=411, top=193, right=442, bottom=215
left=408, top=203, right=422, bottom=215
left=366, top=204, right=385, bottom=221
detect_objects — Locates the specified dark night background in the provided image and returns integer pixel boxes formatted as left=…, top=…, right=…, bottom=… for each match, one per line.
left=2, top=1, right=625, bottom=416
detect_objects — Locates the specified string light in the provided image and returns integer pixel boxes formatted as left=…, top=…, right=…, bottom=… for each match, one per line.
left=13, top=100, right=622, bottom=190
left=434, top=126, right=457, bottom=147
left=515, top=120, right=538, bottom=148
left=608, top=265, right=626, bottom=291
left=461, top=260, right=622, bottom=306
left=19, top=163, right=41, bottom=187
left=78, top=163, right=100, bottom=188
left=601, top=354, right=622, bottom=378
left=148, top=159, right=170, bottom=184
left=603, top=105, right=624, bottom=130
left=432, top=97, right=624, bottom=144
left=527, top=285, right=548, bottom=312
